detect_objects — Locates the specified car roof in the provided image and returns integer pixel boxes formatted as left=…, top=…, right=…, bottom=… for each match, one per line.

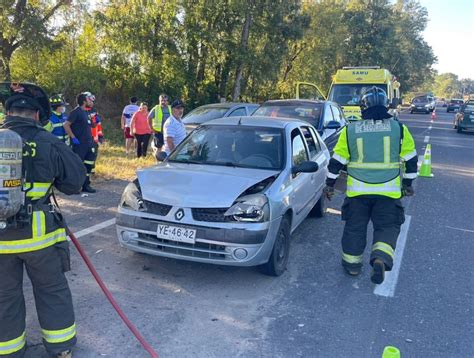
left=193, top=102, right=258, bottom=109
left=260, top=99, right=327, bottom=106
left=203, top=115, right=310, bottom=129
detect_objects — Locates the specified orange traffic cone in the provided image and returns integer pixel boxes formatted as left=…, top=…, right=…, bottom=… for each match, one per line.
left=431, top=110, right=436, bottom=120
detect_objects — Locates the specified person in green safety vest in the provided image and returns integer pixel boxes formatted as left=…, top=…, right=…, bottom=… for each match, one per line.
left=323, top=86, right=418, bottom=284
left=148, top=93, right=172, bottom=154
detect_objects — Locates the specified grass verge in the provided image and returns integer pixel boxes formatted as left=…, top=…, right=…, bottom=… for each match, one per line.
left=93, top=143, right=156, bottom=182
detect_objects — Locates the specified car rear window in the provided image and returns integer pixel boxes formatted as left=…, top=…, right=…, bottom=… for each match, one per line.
left=253, top=103, right=323, bottom=127
left=182, top=106, right=230, bottom=125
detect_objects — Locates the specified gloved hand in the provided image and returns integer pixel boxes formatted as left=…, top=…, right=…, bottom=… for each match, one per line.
left=323, top=185, right=335, bottom=201
left=402, top=185, right=415, bottom=197
left=71, top=138, right=80, bottom=145
left=98, top=135, right=105, bottom=144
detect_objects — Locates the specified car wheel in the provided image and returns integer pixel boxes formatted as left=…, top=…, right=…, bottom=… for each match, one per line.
left=447, top=109, right=450, bottom=113
left=457, top=126, right=463, bottom=133
left=310, top=193, right=326, bottom=218
left=259, top=216, right=291, bottom=277
left=425, top=110, right=430, bottom=114
left=410, top=110, right=413, bottom=114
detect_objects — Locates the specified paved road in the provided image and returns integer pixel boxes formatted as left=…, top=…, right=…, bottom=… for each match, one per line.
left=23, top=107, right=473, bottom=357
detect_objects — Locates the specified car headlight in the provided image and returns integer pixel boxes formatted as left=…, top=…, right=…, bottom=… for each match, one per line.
left=425, top=104, right=430, bottom=108
left=411, top=104, right=415, bottom=107
left=120, top=182, right=147, bottom=211
left=224, top=194, right=269, bottom=222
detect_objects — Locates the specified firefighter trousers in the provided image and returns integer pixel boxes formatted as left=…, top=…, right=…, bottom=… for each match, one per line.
left=340, top=196, right=405, bottom=271
left=72, top=144, right=96, bottom=189
left=0, top=244, right=76, bottom=357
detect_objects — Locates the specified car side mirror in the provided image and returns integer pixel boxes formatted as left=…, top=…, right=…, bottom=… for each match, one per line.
left=292, top=161, right=319, bottom=175
left=156, top=151, right=167, bottom=162
left=325, top=120, right=341, bottom=130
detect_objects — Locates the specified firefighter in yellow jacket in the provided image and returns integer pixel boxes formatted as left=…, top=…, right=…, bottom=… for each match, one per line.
left=0, top=83, right=86, bottom=357
left=324, top=87, right=417, bottom=284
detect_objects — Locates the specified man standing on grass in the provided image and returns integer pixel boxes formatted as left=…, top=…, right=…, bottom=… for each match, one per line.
left=163, top=99, right=186, bottom=156
left=122, top=96, right=139, bottom=155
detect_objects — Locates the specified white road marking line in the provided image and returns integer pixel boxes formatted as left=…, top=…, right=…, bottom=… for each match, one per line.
left=428, top=125, right=432, bottom=130
left=423, top=136, right=430, bottom=143
left=430, top=120, right=434, bottom=123
left=446, top=226, right=474, bottom=234
left=71, top=218, right=116, bottom=239
left=374, top=215, right=412, bottom=298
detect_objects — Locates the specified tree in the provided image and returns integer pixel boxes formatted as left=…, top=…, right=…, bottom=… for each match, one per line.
left=0, top=0, right=72, bottom=80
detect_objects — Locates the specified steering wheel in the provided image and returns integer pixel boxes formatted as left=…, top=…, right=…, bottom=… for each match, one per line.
left=240, top=154, right=276, bottom=168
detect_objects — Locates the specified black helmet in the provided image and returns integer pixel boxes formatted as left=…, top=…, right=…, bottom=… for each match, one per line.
left=0, top=82, right=51, bottom=123
left=360, top=86, right=389, bottom=110
left=49, top=94, right=68, bottom=108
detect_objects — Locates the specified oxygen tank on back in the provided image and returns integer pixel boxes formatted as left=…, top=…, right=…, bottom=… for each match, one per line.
left=0, top=129, right=23, bottom=229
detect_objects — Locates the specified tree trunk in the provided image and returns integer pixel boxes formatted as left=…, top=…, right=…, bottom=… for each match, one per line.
left=232, top=8, right=252, bottom=102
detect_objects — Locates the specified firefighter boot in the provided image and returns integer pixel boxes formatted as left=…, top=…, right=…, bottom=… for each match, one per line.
left=343, top=266, right=361, bottom=276
left=371, top=258, right=385, bottom=284
left=56, top=350, right=72, bottom=358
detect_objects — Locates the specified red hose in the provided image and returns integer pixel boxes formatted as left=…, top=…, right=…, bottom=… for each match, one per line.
left=67, top=228, right=159, bottom=358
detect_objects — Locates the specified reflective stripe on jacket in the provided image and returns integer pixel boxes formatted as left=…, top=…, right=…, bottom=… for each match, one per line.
left=332, top=119, right=417, bottom=199
left=1, top=116, right=86, bottom=254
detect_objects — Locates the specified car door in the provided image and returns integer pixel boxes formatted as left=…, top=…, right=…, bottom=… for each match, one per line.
left=320, top=103, right=339, bottom=151
left=327, top=104, right=347, bottom=151
left=289, top=128, right=314, bottom=227
left=300, top=126, right=327, bottom=215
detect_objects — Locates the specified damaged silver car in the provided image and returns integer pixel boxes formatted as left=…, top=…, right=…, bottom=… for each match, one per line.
left=116, top=116, right=330, bottom=276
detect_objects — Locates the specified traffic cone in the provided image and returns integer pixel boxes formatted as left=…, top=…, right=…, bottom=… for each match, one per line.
left=382, top=346, right=401, bottom=358
left=431, top=110, right=436, bottom=120
left=418, top=144, right=434, bottom=177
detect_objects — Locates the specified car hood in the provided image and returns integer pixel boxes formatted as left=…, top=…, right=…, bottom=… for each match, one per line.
left=137, top=163, right=279, bottom=208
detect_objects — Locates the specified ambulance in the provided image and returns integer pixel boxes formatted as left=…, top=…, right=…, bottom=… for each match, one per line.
left=296, top=66, right=401, bottom=121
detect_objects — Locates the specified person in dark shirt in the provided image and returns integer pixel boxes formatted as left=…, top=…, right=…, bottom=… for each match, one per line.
left=64, top=93, right=97, bottom=193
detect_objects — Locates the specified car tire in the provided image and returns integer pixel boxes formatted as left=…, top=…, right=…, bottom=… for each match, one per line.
left=447, top=109, right=450, bottom=113
left=410, top=110, right=413, bottom=114
left=457, top=126, right=463, bottom=133
left=259, top=216, right=291, bottom=277
left=310, top=194, right=326, bottom=218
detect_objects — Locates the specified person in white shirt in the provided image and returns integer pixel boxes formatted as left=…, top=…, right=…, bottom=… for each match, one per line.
left=163, top=99, right=187, bottom=155
left=121, top=96, right=139, bottom=155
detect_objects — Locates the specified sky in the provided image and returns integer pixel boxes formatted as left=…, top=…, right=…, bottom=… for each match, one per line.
left=420, top=0, right=474, bottom=79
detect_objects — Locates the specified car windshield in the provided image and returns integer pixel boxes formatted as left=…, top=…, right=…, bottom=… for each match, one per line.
left=182, top=106, right=230, bottom=125
left=253, top=103, right=323, bottom=127
left=168, top=125, right=284, bottom=170
left=328, top=84, right=388, bottom=106
left=413, top=97, right=428, bottom=103
left=451, top=99, right=463, bottom=104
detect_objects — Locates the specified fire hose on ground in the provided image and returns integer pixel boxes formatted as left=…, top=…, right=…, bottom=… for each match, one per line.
left=66, top=227, right=159, bottom=358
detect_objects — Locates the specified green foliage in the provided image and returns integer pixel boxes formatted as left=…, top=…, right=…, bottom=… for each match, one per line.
left=6, top=0, right=454, bottom=146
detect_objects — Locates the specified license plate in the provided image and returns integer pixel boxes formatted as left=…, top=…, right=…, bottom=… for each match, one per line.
left=417, top=107, right=422, bottom=109
left=157, top=224, right=196, bottom=244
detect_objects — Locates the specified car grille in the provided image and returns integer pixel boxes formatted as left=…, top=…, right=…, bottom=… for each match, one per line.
left=143, top=200, right=172, bottom=216
left=191, top=208, right=231, bottom=222
left=137, top=233, right=228, bottom=260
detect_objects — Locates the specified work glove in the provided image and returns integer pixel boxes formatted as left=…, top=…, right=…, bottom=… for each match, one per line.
left=402, top=185, right=415, bottom=197
left=98, top=135, right=105, bottom=144
left=71, top=138, right=80, bottom=145
left=323, top=185, right=335, bottom=201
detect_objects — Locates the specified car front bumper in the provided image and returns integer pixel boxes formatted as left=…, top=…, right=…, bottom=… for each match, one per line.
left=116, top=208, right=282, bottom=267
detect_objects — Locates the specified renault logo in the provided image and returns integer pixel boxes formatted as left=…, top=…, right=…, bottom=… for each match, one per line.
left=175, top=209, right=185, bottom=221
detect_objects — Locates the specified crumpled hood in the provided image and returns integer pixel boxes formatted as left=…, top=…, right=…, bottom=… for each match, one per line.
left=138, top=163, right=279, bottom=208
